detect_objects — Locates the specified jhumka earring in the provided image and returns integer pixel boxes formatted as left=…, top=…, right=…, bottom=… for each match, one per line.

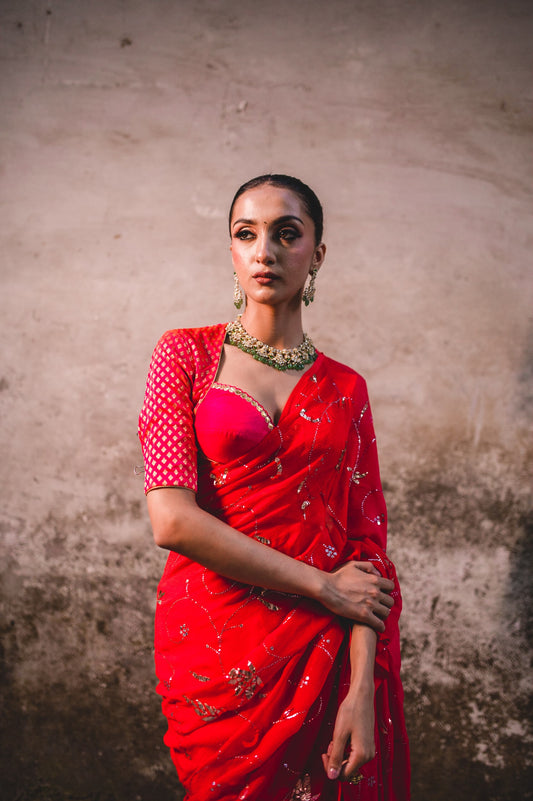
left=233, top=271, right=244, bottom=309
left=302, top=267, right=318, bottom=306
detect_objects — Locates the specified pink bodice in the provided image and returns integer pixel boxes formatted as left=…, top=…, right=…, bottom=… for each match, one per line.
left=195, top=383, right=273, bottom=464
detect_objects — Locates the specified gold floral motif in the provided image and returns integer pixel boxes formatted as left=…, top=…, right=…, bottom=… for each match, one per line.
left=211, top=469, right=229, bottom=486
left=254, top=535, right=271, bottom=545
left=257, top=589, right=280, bottom=611
left=270, top=455, right=283, bottom=478
left=190, top=671, right=210, bottom=682
left=351, top=470, right=369, bottom=484
left=335, top=446, right=347, bottom=471
left=227, top=661, right=263, bottom=700
left=290, top=773, right=318, bottom=800
left=299, top=409, right=321, bottom=423
left=183, top=695, right=221, bottom=721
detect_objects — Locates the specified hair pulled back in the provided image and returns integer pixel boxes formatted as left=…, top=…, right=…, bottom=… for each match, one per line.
left=228, top=174, right=324, bottom=246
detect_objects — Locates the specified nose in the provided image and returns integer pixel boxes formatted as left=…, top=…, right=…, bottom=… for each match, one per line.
left=255, top=231, right=275, bottom=265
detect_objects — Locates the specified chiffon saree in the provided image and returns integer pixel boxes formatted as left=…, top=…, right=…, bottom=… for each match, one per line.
left=139, top=325, right=410, bottom=801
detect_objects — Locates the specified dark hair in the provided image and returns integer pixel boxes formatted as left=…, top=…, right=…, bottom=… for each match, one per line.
left=228, top=174, right=324, bottom=245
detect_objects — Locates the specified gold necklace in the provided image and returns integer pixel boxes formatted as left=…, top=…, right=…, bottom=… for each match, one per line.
left=226, top=316, right=317, bottom=372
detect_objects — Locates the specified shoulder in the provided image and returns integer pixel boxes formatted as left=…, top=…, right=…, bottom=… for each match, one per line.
left=319, top=354, right=375, bottom=424
left=153, top=323, right=227, bottom=367
left=319, top=353, right=368, bottom=393
left=157, top=323, right=227, bottom=353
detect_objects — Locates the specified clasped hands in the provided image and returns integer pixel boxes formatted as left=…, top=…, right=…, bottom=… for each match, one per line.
left=320, top=559, right=394, bottom=631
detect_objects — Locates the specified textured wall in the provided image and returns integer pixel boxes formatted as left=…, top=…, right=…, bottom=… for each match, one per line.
left=0, top=1, right=531, bottom=799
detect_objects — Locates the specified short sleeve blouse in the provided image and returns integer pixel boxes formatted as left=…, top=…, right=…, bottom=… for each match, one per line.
left=138, top=325, right=226, bottom=494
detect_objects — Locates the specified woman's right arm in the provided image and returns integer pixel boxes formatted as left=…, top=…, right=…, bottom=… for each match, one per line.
left=147, top=486, right=394, bottom=632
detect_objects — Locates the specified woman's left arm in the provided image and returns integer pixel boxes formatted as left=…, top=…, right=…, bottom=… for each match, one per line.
left=322, top=624, right=377, bottom=781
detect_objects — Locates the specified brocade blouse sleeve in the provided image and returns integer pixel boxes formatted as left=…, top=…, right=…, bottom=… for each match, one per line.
left=138, top=331, right=198, bottom=494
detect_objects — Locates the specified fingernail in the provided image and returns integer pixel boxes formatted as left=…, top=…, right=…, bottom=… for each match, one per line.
left=328, top=767, right=340, bottom=780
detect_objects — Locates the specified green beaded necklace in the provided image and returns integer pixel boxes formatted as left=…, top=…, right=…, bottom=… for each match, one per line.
left=226, top=316, right=317, bottom=372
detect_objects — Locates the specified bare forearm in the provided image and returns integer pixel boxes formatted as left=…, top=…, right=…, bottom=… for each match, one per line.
left=147, top=488, right=324, bottom=600
left=323, top=624, right=377, bottom=780
left=146, top=488, right=395, bottom=628
left=349, top=623, right=377, bottom=690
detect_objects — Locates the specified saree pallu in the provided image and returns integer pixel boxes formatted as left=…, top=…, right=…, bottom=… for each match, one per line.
left=141, top=327, right=410, bottom=801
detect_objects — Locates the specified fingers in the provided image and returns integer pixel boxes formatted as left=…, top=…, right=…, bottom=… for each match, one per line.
left=377, top=576, right=395, bottom=593
left=352, top=563, right=395, bottom=594
left=374, top=593, right=394, bottom=619
left=364, top=597, right=393, bottom=631
left=323, top=718, right=349, bottom=780
left=352, top=561, right=381, bottom=576
left=323, top=560, right=396, bottom=626
left=341, top=748, right=362, bottom=781
left=322, top=742, right=367, bottom=782
left=323, top=731, right=376, bottom=783
left=367, top=615, right=386, bottom=633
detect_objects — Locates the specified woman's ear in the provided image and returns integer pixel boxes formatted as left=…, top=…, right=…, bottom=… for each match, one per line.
left=313, top=242, right=326, bottom=271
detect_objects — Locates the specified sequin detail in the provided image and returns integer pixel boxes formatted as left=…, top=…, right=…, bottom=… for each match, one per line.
left=190, top=671, right=210, bottom=682
left=351, top=470, right=369, bottom=484
left=227, top=662, right=263, bottom=699
left=212, top=382, right=274, bottom=430
left=211, top=469, right=229, bottom=486
left=290, top=773, right=320, bottom=800
left=183, top=696, right=221, bottom=721
left=257, top=589, right=280, bottom=611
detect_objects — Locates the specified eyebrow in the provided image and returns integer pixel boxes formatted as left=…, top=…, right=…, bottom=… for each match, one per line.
left=232, top=214, right=304, bottom=229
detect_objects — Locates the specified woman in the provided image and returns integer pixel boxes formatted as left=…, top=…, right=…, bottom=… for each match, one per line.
left=139, top=175, right=410, bottom=800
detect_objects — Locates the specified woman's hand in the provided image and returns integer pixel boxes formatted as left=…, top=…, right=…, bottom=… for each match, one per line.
left=318, top=561, right=394, bottom=632
left=321, top=678, right=376, bottom=781
left=322, top=623, right=378, bottom=782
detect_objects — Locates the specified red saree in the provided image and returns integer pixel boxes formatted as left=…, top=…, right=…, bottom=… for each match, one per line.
left=139, top=325, right=410, bottom=801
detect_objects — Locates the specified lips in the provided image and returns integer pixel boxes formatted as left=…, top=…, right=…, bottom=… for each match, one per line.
left=253, top=271, right=279, bottom=282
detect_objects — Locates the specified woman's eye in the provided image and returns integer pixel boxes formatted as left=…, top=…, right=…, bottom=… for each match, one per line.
left=278, top=228, right=299, bottom=242
left=235, top=229, right=254, bottom=240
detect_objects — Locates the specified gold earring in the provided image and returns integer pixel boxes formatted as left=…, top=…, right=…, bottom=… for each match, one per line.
left=233, top=272, right=244, bottom=309
left=302, top=268, right=318, bottom=306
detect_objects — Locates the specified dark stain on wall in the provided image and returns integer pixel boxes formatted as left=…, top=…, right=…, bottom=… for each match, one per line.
left=1, top=456, right=532, bottom=800
left=388, top=452, right=533, bottom=801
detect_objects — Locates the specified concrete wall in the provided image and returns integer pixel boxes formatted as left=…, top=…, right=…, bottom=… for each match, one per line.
left=1, top=1, right=531, bottom=799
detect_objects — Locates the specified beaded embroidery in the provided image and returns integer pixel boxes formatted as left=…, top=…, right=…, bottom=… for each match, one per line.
left=211, top=382, right=274, bottom=429
left=183, top=696, right=221, bottom=721
left=289, top=773, right=319, bottom=801
left=227, top=662, right=263, bottom=699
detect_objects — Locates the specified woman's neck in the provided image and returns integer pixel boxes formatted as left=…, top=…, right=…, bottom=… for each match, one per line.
left=239, top=305, right=305, bottom=350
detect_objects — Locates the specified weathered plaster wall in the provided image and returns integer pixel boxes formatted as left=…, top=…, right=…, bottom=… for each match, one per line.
left=1, top=1, right=531, bottom=799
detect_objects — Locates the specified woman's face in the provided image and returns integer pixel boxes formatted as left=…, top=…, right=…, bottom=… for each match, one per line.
left=230, top=185, right=326, bottom=309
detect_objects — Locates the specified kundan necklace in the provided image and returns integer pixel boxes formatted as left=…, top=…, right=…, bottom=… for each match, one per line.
left=226, top=316, right=317, bottom=372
